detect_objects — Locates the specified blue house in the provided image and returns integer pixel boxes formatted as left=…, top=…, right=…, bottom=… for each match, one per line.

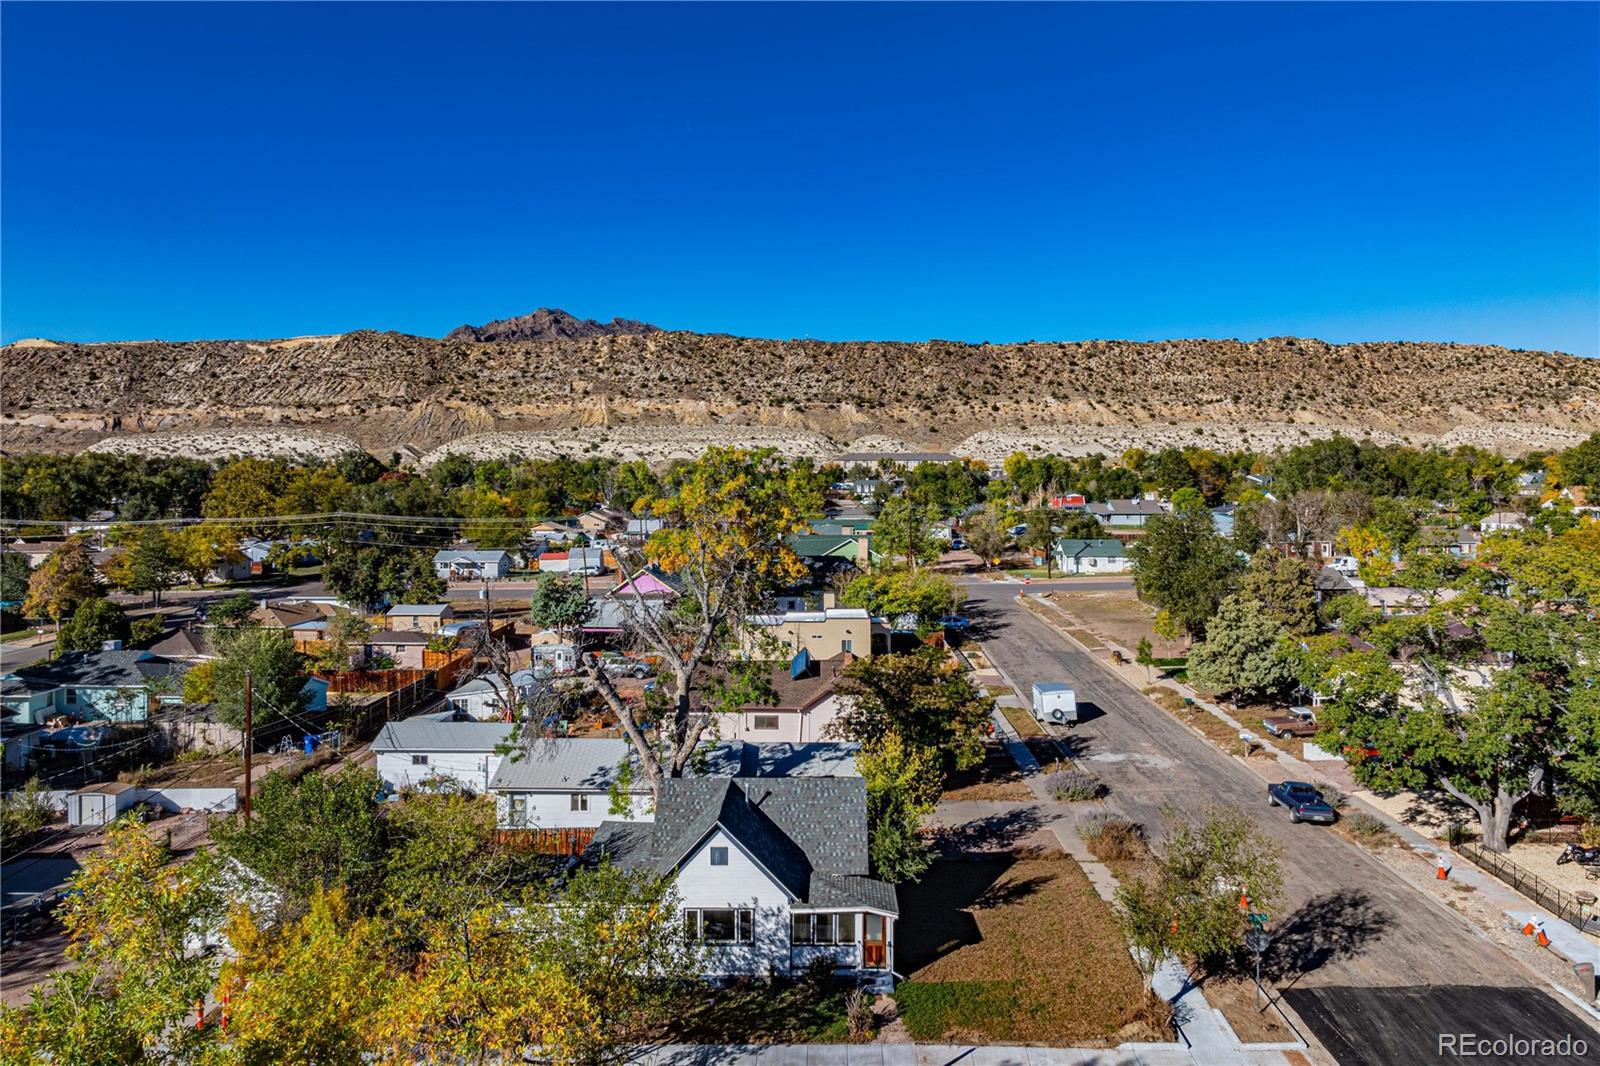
left=1, top=650, right=187, bottom=725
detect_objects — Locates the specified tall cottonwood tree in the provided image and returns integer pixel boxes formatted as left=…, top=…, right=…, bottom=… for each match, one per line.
left=577, top=448, right=820, bottom=790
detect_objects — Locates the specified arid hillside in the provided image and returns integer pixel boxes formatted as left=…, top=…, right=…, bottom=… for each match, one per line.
left=2, top=326, right=1595, bottom=460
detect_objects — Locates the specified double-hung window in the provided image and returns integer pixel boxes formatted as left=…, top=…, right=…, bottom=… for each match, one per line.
left=508, top=796, right=529, bottom=827
left=411, top=754, right=430, bottom=766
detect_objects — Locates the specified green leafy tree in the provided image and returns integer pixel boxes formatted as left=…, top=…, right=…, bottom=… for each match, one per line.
left=1237, top=551, right=1318, bottom=635
left=874, top=495, right=940, bottom=569
left=0, top=550, right=31, bottom=603
left=1021, top=507, right=1057, bottom=577
left=1054, top=510, right=1105, bottom=540
left=208, top=590, right=260, bottom=628
left=1170, top=486, right=1206, bottom=515
left=56, top=597, right=131, bottom=653
left=857, top=732, right=939, bottom=883
left=201, top=458, right=291, bottom=524
left=527, top=573, right=593, bottom=643
left=212, top=764, right=386, bottom=905
left=830, top=647, right=993, bottom=771
left=324, top=545, right=445, bottom=608
left=1135, top=637, right=1155, bottom=681
left=211, top=626, right=311, bottom=731
left=1127, top=511, right=1241, bottom=638
left=840, top=568, right=959, bottom=631
left=1184, top=595, right=1295, bottom=702
left=1302, top=531, right=1598, bottom=852
left=1114, top=805, right=1283, bottom=976
left=1557, top=432, right=1600, bottom=488
left=960, top=506, right=1009, bottom=567
left=116, top=526, right=180, bottom=605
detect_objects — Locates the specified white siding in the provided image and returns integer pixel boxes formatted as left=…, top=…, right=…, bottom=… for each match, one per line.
left=675, top=827, right=794, bottom=976
left=494, top=789, right=654, bottom=829
left=375, top=751, right=502, bottom=793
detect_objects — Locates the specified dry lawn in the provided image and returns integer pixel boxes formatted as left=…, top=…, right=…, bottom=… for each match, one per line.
left=1000, top=704, right=1044, bottom=738
left=894, top=856, right=1161, bottom=1045
left=941, top=742, right=1031, bottom=802
left=1047, top=590, right=1189, bottom=658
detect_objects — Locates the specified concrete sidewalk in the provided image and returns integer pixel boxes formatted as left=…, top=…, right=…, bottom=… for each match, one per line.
left=637, top=1043, right=1305, bottom=1065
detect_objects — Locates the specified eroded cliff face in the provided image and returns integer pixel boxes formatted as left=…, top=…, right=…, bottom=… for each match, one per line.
left=3, top=329, right=1595, bottom=458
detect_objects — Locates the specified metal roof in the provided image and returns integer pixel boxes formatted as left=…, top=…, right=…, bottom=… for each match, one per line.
left=387, top=604, right=452, bottom=616
left=371, top=718, right=517, bottom=754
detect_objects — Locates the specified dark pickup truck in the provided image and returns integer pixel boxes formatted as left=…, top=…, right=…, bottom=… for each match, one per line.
left=1261, top=707, right=1319, bottom=738
left=1267, top=781, right=1338, bottom=825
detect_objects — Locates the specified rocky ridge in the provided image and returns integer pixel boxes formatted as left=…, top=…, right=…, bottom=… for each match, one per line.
left=3, top=325, right=1595, bottom=459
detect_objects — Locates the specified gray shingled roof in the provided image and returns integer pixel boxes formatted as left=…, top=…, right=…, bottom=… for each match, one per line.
left=6, top=650, right=184, bottom=692
left=588, top=775, right=894, bottom=913
left=371, top=719, right=517, bottom=754
left=489, top=738, right=636, bottom=791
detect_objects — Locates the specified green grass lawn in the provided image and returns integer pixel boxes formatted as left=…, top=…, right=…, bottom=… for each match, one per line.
left=656, top=977, right=854, bottom=1043
left=0, top=628, right=40, bottom=643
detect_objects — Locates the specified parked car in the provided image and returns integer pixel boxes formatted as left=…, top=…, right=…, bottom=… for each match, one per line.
left=1261, top=707, right=1319, bottom=738
left=572, top=564, right=607, bottom=577
left=1267, top=781, right=1338, bottom=825
left=594, top=652, right=653, bottom=679
left=949, top=537, right=967, bottom=551
left=1007, top=523, right=1029, bottom=538
left=939, top=615, right=972, bottom=631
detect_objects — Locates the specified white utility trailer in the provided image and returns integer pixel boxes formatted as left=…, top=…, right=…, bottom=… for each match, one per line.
left=1032, top=682, right=1078, bottom=725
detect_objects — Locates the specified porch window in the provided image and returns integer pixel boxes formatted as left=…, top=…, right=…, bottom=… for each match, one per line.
left=685, top=908, right=754, bottom=943
left=792, top=913, right=839, bottom=945
left=837, top=912, right=856, bottom=943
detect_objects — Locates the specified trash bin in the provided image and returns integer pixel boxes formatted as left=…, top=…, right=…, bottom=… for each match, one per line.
left=1576, top=962, right=1596, bottom=1001
left=303, top=734, right=317, bottom=755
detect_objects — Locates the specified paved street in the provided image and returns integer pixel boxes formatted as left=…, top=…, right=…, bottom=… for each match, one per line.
left=960, top=585, right=1600, bottom=1066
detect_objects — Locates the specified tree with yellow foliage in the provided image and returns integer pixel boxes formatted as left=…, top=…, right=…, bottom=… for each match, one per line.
left=1336, top=523, right=1395, bottom=586
left=576, top=448, right=820, bottom=788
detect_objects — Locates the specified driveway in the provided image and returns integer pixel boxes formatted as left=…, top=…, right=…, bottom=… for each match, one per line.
left=961, top=585, right=1600, bottom=1065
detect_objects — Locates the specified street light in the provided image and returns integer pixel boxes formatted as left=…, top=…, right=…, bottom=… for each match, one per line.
left=1244, top=928, right=1271, bottom=1010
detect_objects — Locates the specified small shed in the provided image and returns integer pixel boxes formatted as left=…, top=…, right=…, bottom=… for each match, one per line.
left=67, top=782, right=141, bottom=827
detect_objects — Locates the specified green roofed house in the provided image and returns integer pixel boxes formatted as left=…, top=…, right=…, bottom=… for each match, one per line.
left=1051, top=537, right=1132, bottom=576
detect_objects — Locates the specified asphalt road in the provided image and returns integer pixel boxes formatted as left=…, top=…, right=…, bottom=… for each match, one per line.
left=960, top=585, right=1600, bottom=1066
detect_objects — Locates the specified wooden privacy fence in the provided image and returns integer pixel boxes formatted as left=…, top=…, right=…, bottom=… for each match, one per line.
left=1457, top=841, right=1600, bottom=935
left=422, top=649, right=473, bottom=690
left=494, top=827, right=596, bottom=856
left=316, top=668, right=431, bottom=694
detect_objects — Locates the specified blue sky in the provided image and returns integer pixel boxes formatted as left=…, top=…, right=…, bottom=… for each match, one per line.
left=3, top=2, right=1597, bottom=355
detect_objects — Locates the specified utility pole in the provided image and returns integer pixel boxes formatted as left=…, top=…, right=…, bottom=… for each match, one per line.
left=242, top=671, right=253, bottom=823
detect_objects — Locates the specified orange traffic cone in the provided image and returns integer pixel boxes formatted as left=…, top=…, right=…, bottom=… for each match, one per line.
left=1536, top=927, right=1551, bottom=948
left=1170, top=918, right=1179, bottom=935
left=1239, top=890, right=1251, bottom=912
left=1522, top=918, right=1537, bottom=936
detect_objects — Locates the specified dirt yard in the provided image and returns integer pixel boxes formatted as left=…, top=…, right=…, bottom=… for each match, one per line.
left=893, top=856, right=1163, bottom=1045
left=940, top=742, right=1031, bottom=802
left=1046, top=590, right=1190, bottom=658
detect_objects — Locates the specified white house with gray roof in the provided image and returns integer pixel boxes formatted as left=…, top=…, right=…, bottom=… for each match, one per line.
left=370, top=717, right=517, bottom=793
left=432, top=548, right=513, bottom=580
left=487, top=739, right=861, bottom=832
left=585, top=775, right=896, bottom=983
